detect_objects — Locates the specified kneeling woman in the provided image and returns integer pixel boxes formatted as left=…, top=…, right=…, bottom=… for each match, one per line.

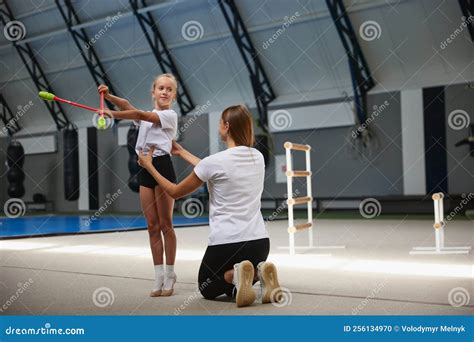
left=138, top=104, right=282, bottom=307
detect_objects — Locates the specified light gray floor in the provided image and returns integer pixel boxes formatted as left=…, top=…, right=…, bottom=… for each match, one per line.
left=1, top=219, right=473, bottom=315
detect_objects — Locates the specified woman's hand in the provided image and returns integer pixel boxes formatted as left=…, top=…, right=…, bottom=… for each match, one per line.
left=98, top=84, right=110, bottom=98
left=138, top=146, right=155, bottom=169
left=171, top=140, right=201, bottom=166
left=171, top=140, right=183, bottom=156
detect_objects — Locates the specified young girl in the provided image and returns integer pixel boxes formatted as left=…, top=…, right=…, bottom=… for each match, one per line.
left=98, top=74, right=178, bottom=297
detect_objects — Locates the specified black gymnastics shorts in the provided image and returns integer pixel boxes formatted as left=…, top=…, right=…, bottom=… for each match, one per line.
left=138, top=154, right=177, bottom=189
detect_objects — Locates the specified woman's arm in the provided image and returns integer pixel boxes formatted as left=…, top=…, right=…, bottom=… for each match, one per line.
left=171, top=141, right=201, bottom=167
left=139, top=147, right=203, bottom=199
left=98, top=85, right=136, bottom=111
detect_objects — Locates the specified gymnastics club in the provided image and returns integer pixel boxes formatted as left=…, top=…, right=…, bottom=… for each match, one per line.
left=96, top=90, right=107, bottom=129
left=38, top=91, right=98, bottom=113
left=99, top=90, right=104, bottom=116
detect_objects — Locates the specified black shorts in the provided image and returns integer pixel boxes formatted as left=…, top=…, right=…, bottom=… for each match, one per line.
left=138, top=154, right=176, bottom=189
left=198, top=238, right=270, bottom=299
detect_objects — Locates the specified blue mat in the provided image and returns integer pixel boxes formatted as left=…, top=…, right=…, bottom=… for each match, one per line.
left=0, top=215, right=209, bottom=239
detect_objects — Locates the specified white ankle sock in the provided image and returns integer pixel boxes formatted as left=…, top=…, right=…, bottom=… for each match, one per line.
left=232, top=263, right=239, bottom=286
left=163, top=265, right=176, bottom=291
left=166, top=264, right=174, bottom=276
left=153, top=264, right=165, bottom=291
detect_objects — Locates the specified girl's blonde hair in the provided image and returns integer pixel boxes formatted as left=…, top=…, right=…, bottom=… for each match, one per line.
left=151, top=73, right=178, bottom=99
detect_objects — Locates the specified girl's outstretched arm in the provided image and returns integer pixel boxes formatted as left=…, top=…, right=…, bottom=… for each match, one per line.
left=98, top=84, right=136, bottom=111
left=107, top=109, right=162, bottom=125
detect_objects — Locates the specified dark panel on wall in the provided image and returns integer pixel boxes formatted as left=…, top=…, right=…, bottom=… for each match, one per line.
left=87, top=127, right=99, bottom=210
left=423, top=86, right=448, bottom=194
left=445, top=83, right=474, bottom=194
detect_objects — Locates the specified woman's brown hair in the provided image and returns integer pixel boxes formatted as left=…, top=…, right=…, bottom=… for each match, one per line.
left=221, top=105, right=255, bottom=147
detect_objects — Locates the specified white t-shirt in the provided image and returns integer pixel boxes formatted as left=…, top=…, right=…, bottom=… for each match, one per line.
left=194, top=146, right=269, bottom=246
left=134, top=109, right=178, bottom=156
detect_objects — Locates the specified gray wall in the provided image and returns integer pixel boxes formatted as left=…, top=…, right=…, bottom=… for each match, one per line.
left=1, top=133, right=78, bottom=212
left=263, top=92, right=404, bottom=198
left=174, top=114, right=210, bottom=182
left=445, top=84, right=474, bottom=194
left=1, top=86, right=473, bottom=213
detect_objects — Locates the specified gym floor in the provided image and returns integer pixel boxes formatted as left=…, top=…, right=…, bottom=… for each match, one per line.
left=1, top=217, right=472, bottom=315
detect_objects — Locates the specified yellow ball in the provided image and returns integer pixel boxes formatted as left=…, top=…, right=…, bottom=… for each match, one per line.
left=97, top=116, right=107, bottom=130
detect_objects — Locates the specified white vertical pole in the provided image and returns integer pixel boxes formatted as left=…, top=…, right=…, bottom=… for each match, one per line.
left=439, top=226, right=445, bottom=250
left=439, top=194, right=445, bottom=250
left=289, top=230, right=295, bottom=256
left=435, top=227, right=441, bottom=252
left=434, top=195, right=440, bottom=252
left=286, top=147, right=295, bottom=255
left=306, top=148, right=313, bottom=247
left=439, top=194, right=444, bottom=225
left=433, top=198, right=439, bottom=226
